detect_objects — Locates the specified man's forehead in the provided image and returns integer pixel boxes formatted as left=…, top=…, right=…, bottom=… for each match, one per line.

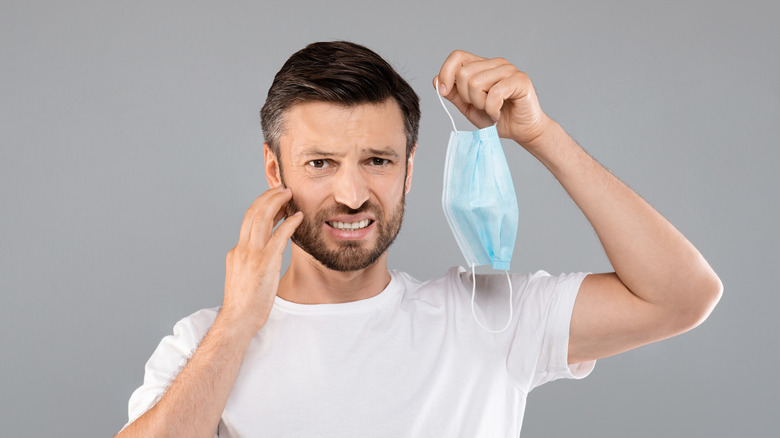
left=279, top=99, right=406, bottom=157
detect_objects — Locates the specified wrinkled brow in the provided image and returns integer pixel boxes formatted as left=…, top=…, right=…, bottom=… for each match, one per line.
left=296, top=146, right=400, bottom=159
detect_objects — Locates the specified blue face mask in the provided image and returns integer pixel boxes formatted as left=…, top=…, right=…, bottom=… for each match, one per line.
left=436, top=79, right=519, bottom=333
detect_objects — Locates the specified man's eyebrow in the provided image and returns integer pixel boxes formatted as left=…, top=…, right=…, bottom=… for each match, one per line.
left=296, top=147, right=400, bottom=159
left=297, top=148, right=345, bottom=158
left=364, top=147, right=400, bottom=159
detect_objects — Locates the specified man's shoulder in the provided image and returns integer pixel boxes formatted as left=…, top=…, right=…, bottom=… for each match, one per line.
left=165, top=306, right=221, bottom=341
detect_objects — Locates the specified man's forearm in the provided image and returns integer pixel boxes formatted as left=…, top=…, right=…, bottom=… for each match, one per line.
left=117, top=313, right=255, bottom=438
left=523, top=119, right=722, bottom=319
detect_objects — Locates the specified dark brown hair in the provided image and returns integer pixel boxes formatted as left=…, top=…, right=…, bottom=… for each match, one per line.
left=260, top=41, right=420, bottom=159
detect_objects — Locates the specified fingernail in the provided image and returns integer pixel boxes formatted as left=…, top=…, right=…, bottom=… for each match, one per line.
left=294, top=211, right=303, bottom=217
left=438, top=83, right=447, bottom=95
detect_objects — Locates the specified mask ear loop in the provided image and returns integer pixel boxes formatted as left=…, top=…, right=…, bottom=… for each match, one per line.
left=470, top=264, right=514, bottom=333
left=435, top=78, right=458, bottom=132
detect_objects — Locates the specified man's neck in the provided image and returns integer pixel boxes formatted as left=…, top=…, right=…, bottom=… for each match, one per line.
left=276, top=244, right=392, bottom=304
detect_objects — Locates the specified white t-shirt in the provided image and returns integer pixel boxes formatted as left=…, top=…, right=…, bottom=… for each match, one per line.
left=125, top=267, right=596, bottom=437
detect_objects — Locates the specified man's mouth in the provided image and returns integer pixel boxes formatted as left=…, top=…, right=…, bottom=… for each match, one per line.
left=327, top=219, right=373, bottom=230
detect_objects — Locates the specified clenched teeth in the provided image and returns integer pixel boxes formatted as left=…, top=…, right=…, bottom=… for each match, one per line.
left=328, top=219, right=372, bottom=230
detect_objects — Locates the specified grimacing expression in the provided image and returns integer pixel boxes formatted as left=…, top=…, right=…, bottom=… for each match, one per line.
left=271, top=99, right=413, bottom=272
left=283, top=193, right=404, bottom=272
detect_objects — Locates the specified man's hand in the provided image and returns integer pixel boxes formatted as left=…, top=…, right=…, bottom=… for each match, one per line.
left=434, top=50, right=552, bottom=150
left=117, top=188, right=303, bottom=438
left=222, top=186, right=303, bottom=334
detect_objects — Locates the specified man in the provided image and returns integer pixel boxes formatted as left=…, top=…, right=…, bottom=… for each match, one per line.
left=117, top=41, right=722, bottom=437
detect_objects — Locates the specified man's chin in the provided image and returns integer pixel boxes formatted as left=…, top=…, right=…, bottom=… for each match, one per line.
left=292, top=238, right=384, bottom=272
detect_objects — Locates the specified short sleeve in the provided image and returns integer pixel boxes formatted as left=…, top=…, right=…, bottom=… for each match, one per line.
left=121, top=308, right=219, bottom=431
left=506, top=271, right=596, bottom=393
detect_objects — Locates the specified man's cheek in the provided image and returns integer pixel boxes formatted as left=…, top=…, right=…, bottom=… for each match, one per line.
left=283, top=198, right=297, bottom=219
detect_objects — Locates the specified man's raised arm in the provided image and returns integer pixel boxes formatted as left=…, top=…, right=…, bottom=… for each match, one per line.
left=434, top=50, right=722, bottom=364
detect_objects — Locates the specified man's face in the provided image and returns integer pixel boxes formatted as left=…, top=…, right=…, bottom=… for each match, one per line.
left=266, top=99, right=414, bottom=272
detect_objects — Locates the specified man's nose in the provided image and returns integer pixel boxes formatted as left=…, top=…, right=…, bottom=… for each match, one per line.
left=333, top=165, right=369, bottom=210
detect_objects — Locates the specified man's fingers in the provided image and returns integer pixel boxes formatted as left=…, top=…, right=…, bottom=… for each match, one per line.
left=272, top=206, right=287, bottom=224
left=434, top=76, right=497, bottom=130
left=484, top=72, right=533, bottom=122
left=265, top=211, right=304, bottom=257
left=434, top=53, right=523, bottom=128
left=454, top=58, right=511, bottom=106
left=238, top=187, right=286, bottom=244
left=238, top=187, right=292, bottom=247
left=463, top=63, right=519, bottom=114
left=434, top=76, right=472, bottom=116
left=435, top=50, right=486, bottom=97
left=248, top=188, right=294, bottom=249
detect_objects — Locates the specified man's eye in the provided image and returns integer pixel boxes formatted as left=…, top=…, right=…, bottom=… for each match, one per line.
left=308, top=159, right=327, bottom=168
left=370, top=158, right=389, bottom=166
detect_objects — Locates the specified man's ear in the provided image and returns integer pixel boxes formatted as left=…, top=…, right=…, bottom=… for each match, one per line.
left=263, top=142, right=283, bottom=188
left=405, top=144, right=416, bottom=195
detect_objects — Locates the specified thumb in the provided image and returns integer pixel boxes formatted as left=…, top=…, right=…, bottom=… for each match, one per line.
left=434, top=75, right=467, bottom=113
left=434, top=76, right=494, bottom=129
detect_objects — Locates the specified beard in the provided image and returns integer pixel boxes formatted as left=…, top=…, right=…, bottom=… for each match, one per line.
left=283, top=192, right=405, bottom=272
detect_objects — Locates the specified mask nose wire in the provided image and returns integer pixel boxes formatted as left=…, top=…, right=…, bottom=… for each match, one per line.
left=470, top=264, right=514, bottom=334
left=435, top=78, right=458, bottom=132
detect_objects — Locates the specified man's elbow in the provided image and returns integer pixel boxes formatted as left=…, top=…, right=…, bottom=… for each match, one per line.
left=676, top=271, right=724, bottom=332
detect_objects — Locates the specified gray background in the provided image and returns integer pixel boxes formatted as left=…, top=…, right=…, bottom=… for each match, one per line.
left=1, top=0, right=777, bottom=436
